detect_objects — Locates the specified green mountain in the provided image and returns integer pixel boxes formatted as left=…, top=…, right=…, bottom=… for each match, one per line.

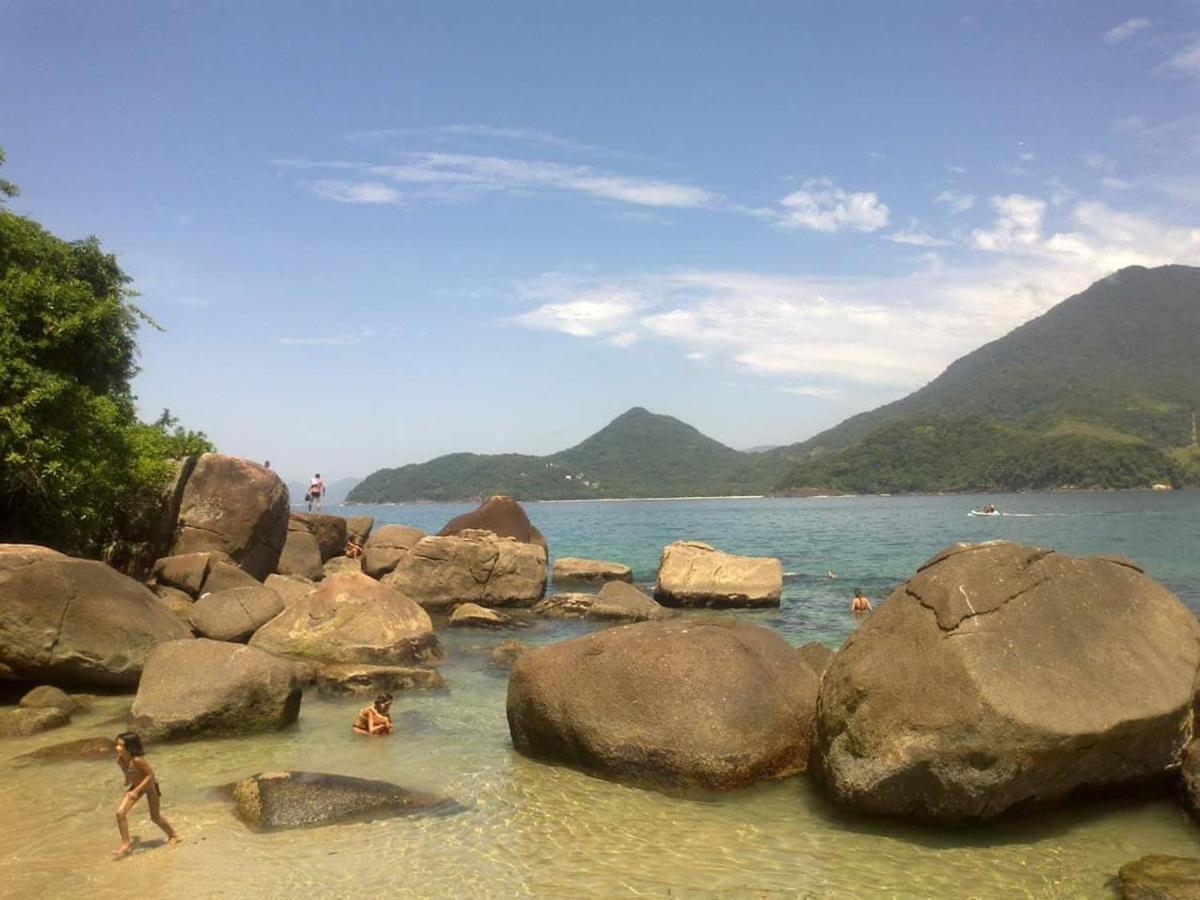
left=348, top=407, right=780, bottom=502
left=775, top=264, right=1200, bottom=493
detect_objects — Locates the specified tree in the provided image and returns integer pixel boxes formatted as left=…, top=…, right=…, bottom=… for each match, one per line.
left=0, top=151, right=213, bottom=558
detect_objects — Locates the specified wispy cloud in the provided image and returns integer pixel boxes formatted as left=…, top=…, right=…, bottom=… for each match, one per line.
left=278, top=330, right=377, bottom=346
left=1162, top=38, right=1200, bottom=77
left=1104, top=18, right=1151, bottom=45
left=775, top=178, right=890, bottom=233
left=934, top=189, right=975, bottom=214
left=278, top=153, right=717, bottom=209
left=779, top=385, right=841, bottom=398
left=510, top=199, right=1200, bottom=396
left=345, top=124, right=648, bottom=162
left=889, top=227, right=951, bottom=247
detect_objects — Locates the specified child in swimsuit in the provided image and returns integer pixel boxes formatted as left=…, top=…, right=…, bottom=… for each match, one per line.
left=113, top=731, right=179, bottom=858
left=352, top=693, right=394, bottom=736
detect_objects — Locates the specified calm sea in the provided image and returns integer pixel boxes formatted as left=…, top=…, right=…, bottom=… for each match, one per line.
left=3, top=491, right=1198, bottom=898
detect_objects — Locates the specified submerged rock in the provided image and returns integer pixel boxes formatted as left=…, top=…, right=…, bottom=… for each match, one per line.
left=532, top=593, right=594, bottom=619
left=19, top=685, right=80, bottom=712
left=490, top=640, right=528, bottom=667
left=232, top=771, right=463, bottom=831
left=0, top=548, right=192, bottom=689
left=384, top=530, right=547, bottom=610
left=250, top=572, right=442, bottom=666
left=131, top=639, right=302, bottom=741
left=551, top=557, right=633, bottom=585
left=1118, top=855, right=1200, bottom=899
left=813, top=542, right=1200, bottom=824
left=449, top=602, right=524, bottom=629
left=589, top=581, right=674, bottom=622
left=170, top=454, right=289, bottom=580
left=654, top=541, right=782, bottom=608
left=507, top=618, right=819, bottom=789
left=0, top=706, right=71, bottom=737
left=16, top=735, right=114, bottom=763
left=314, top=664, right=445, bottom=696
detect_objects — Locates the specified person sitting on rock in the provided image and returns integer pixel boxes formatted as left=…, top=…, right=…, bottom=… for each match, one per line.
left=850, top=588, right=873, bottom=614
left=113, top=731, right=179, bottom=858
left=345, top=537, right=363, bottom=560
left=352, top=692, right=394, bottom=736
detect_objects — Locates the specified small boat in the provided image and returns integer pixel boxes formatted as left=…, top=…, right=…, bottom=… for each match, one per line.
left=968, top=506, right=1001, bottom=517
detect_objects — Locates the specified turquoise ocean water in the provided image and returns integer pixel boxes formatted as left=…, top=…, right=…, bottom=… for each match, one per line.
left=4, top=491, right=1199, bottom=898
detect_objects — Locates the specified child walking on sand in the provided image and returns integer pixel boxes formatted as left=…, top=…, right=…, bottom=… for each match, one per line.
left=113, top=732, right=179, bottom=858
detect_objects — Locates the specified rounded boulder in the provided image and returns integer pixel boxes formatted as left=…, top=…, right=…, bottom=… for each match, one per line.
left=506, top=618, right=819, bottom=789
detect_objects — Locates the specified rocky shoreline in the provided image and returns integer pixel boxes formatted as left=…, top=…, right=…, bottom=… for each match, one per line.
left=3, top=451, right=1200, bottom=889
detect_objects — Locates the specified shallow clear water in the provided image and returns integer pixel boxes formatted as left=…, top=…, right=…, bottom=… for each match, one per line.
left=3, top=492, right=1199, bottom=898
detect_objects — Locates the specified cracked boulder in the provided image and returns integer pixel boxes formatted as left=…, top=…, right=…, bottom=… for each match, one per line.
left=362, top=525, right=426, bottom=579
left=131, top=639, right=302, bottom=741
left=169, top=454, right=289, bottom=580
left=250, top=572, right=442, bottom=667
left=812, top=541, right=1200, bottom=824
left=276, top=530, right=324, bottom=581
left=438, top=495, right=548, bottom=553
left=188, top=586, right=285, bottom=643
left=0, top=546, right=192, bottom=689
left=382, top=530, right=547, bottom=610
left=655, top=540, right=782, bottom=608
left=507, top=618, right=819, bottom=789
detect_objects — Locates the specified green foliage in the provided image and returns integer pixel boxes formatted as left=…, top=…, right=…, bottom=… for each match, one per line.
left=776, top=416, right=1179, bottom=494
left=348, top=407, right=782, bottom=502
left=0, top=154, right=213, bottom=557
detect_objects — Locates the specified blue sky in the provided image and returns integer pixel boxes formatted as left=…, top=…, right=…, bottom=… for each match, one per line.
left=3, top=1, right=1199, bottom=482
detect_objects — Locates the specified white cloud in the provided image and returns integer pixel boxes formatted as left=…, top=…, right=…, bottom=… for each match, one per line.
left=1019, top=151, right=1037, bottom=162
left=512, top=291, right=640, bottom=337
left=934, top=189, right=975, bottom=214
left=779, top=386, right=841, bottom=398
left=311, top=180, right=402, bottom=204
left=509, top=198, right=1200, bottom=398
left=889, top=228, right=951, bottom=247
left=948, top=165, right=968, bottom=175
left=1105, top=18, right=1151, bottom=45
left=971, top=194, right=1046, bottom=250
left=1083, top=153, right=1115, bottom=172
left=1101, top=176, right=1132, bottom=191
left=776, top=178, right=889, bottom=233
left=1162, top=38, right=1200, bottom=77
left=278, top=330, right=377, bottom=346
left=285, top=154, right=716, bottom=210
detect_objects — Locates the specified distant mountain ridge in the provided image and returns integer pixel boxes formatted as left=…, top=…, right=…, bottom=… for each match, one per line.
left=350, top=265, right=1200, bottom=502
left=347, top=407, right=780, bottom=502
left=773, top=264, right=1200, bottom=492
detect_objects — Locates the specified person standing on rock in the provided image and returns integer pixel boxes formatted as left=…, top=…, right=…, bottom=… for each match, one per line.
left=353, top=692, right=395, bottom=736
left=113, top=732, right=179, bottom=858
left=308, top=473, right=325, bottom=512
left=850, top=588, right=873, bottom=614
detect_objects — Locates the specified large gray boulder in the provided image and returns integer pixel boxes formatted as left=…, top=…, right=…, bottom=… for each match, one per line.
left=288, top=513, right=348, bottom=563
left=19, top=685, right=80, bottom=712
left=130, top=639, right=302, bottom=741
left=276, top=531, right=324, bottom=581
left=383, top=530, right=547, bottom=610
left=655, top=541, right=782, bottom=608
left=813, top=542, right=1200, bottom=824
left=263, top=574, right=316, bottom=607
left=249, top=572, right=441, bottom=666
left=507, top=619, right=819, bottom=789
left=438, top=495, right=547, bottom=552
left=201, top=560, right=262, bottom=594
left=551, top=557, right=632, bottom=585
left=170, top=454, right=289, bottom=579
left=152, top=552, right=216, bottom=597
left=0, top=706, right=71, bottom=737
left=188, top=586, right=284, bottom=643
left=232, top=771, right=461, bottom=831
left=0, top=547, right=192, bottom=688
left=363, top=525, right=426, bottom=579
